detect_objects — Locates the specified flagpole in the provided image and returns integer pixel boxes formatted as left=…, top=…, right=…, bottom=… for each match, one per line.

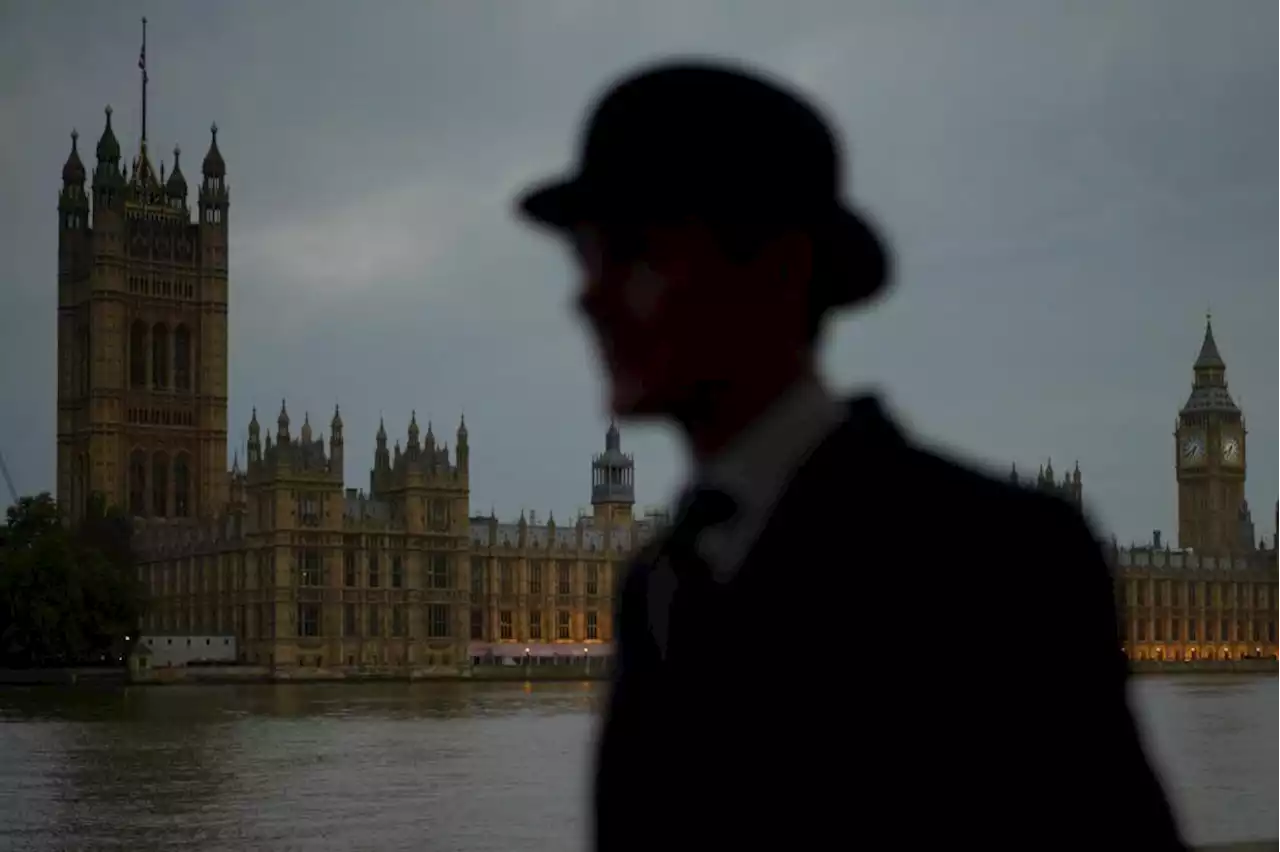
left=139, top=17, right=148, bottom=146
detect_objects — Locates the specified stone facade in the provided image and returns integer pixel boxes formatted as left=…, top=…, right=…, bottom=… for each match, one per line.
left=60, top=91, right=663, bottom=675
left=1115, top=318, right=1277, bottom=661
left=56, top=108, right=229, bottom=526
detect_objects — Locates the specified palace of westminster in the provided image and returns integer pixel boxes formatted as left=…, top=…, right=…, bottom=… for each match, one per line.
left=52, top=88, right=1277, bottom=674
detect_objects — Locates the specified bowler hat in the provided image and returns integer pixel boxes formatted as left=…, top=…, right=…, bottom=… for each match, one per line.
left=516, top=59, right=892, bottom=311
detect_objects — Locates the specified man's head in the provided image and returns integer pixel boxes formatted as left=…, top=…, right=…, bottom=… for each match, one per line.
left=516, top=60, right=892, bottom=420
left=568, top=218, right=819, bottom=418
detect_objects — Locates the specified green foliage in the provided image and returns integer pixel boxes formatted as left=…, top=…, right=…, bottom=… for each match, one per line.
left=0, top=493, right=147, bottom=668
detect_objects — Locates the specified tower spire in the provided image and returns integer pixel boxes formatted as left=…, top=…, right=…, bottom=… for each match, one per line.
left=138, top=17, right=149, bottom=146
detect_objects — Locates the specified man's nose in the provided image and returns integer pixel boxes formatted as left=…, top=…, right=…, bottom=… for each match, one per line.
left=576, top=281, right=613, bottom=325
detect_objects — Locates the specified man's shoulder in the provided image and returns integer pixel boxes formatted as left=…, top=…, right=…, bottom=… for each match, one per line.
left=618, top=539, right=665, bottom=599
left=900, top=442, right=1096, bottom=541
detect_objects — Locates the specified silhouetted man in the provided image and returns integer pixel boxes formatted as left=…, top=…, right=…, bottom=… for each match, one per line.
left=516, top=60, right=1185, bottom=851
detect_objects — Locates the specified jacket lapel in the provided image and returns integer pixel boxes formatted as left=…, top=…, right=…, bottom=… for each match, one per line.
left=734, top=396, right=907, bottom=588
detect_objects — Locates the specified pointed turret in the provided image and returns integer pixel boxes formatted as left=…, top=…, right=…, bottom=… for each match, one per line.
left=300, top=412, right=313, bottom=444
left=276, top=399, right=290, bottom=442
left=408, top=411, right=420, bottom=448
left=592, top=420, right=635, bottom=524
left=370, top=416, right=391, bottom=496
left=247, top=407, right=262, bottom=464
left=59, top=129, right=90, bottom=236
left=202, top=122, right=226, bottom=178
left=165, top=144, right=187, bottom=203
left=91, top=106, right=125, bottom=219
left=1182, top=314, right=1238, bottom=414
left=95, top=105, right=121, bottom=166
left=329, top=405, right=344, bottom=474
left=62, top=130, right=86, bottom=185
left=1194, top=315, right=1225, bottom=371
left=198, top=123, right=229, bottom=232
left=455, top=413, right=469, bottom=478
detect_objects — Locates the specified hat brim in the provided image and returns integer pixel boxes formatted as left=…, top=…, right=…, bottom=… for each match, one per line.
left=516, top=174, right=892, bottom=309
left=517, top=173, right=598, bottom=231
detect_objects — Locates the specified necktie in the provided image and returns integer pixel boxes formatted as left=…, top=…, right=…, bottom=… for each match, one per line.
left=647, top=486, right=739, bottom=660
left=669, top=486, right=739, bottom=557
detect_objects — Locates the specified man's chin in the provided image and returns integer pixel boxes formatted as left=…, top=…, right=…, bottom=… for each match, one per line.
left=608, top=383, right=670, bottom=421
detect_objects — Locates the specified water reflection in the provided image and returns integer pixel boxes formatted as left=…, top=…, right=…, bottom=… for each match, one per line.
left=0, top=678, right=1270, bottom=850
left=1132, top=676, right=1278, bottom=846
left=0, top=682, right=603, bottom=852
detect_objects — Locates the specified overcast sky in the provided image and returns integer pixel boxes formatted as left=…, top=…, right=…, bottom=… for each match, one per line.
left=0, top=1, right=1275, bottom=544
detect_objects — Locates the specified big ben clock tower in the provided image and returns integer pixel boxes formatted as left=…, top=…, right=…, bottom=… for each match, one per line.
left=1175, top=315, right=1246, bottom=554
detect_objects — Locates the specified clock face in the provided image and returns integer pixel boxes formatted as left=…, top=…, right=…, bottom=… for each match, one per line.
left=1181, top=435, right=1206, bottom=465
left=1221, top=437, right=1241, bottom=464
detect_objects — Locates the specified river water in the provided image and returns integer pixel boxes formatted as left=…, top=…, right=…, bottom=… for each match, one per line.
left=0, top=676, right=1272, bottom=850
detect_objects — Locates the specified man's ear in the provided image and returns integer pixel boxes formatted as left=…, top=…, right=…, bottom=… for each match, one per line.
left=748, top=230, right=814, bottom=331
left=768, top=229, right=815, bottom=292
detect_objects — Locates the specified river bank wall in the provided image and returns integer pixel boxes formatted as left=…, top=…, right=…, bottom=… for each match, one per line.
left=0, top=657, right=1273, bottom=687
left=0, top=663, right=605, bottom=686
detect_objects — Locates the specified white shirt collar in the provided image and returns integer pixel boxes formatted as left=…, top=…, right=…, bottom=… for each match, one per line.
left=692, top=375, right=844, bottom=539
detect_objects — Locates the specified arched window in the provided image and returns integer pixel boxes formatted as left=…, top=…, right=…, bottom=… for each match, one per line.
left=130, top=321, right=147, bottom=389
left=78, top=325, right=91, bottom=395
left=174, top=454, right=190, bottom=518
left=80, top=452, right=91, bottom=518
left=173, top=325, right=191, bottom=391
left=69, top=454, right=81, bottom=519
left=152, top=323, right=169, bottom=389
left=129, top=449, right=147, bottom=517
left=152, top=452, right=169, bottom=517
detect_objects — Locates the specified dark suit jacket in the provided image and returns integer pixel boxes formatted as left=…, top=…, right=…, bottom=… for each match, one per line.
left=594, top=397, right=1185, bottom=850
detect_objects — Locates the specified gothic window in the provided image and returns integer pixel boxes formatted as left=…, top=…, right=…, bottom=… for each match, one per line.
left=470, top=557, right=485, bottom=596
left=391, top=555, right=404, bottom=589
left=469, top=608, right=484, bottom=640
left=152, top=452, right=169, bottom=517
left=151, top=323, right=169, bottom=389
left=499, top=610, right=513, bottom=640
left=130, top=321, right=147, bottom=388
left=556, top=610, right=571, bottom=640
left=528, top=561, right=543, bottom=595
left=499, top=559, right=513, bottom=595
left=69, top=454, right=81, bottom=519
left=429, top=555, right=450, bottom=590
left=129, top=449, right=147, bottom=517
left=173, top=454, right=190, bottom=518
left=557, top=562, right=572, bottom=596
left=586, top=564, right=600, bottom=596
left=529, top=610, right=542, bottom=640
left=79, top=452, right=91, bottom=517
left=298, top=549, right=323, bottom=586
left=174, top=325, right=191, bottom=391
left=430, top=500, right=448, bottom=531
left=587, top=611, right=599, bottom=640
left=77, top=325, right=91, bottom=395
left=297, top=603, right=320, bottom=637
left=427, top=604, right=451, bottom=639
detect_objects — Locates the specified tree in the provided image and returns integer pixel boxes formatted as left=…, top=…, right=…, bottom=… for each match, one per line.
left=0, top=493, right=146, bottom=668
